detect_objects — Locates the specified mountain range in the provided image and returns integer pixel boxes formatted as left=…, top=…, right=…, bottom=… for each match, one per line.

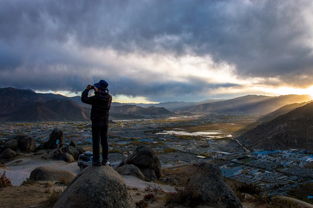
left=1, top=87, right=311, bottom=122
left=0, top=88, right=172, bottom=121
left=178, top=94, right=311, bottom=116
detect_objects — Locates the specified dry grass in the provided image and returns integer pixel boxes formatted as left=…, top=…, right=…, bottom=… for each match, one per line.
left=0, top=172, right=12, bottom=188
left=162, top=148, right=177, bottom=154
left=46, top=191, right=62, bottom=206
left=164, top=189, right=204, bottom=208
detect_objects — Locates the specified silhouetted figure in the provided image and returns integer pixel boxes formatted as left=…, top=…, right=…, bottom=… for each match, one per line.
left=81, top=80, right=112, bottom=166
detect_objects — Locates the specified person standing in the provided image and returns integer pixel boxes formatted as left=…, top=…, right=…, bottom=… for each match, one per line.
left=81, top=80, right=112, bottom=166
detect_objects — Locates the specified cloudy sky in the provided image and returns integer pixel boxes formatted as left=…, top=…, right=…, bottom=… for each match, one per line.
left=1, top=0, right=313, bottom=103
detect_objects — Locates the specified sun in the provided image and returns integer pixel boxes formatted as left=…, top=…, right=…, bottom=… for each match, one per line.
left=305, top=86, right=313, bottom=99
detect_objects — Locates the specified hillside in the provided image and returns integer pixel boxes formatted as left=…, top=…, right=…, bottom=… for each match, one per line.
left=237, top=102, right=310, bottom=135
left=237, top=101, right=313, bottom=150
left=179, top=94, right=311, bottom=116
left=258, top=102, right=309, bottom=123
left=0, top=87, right=66, bottom=116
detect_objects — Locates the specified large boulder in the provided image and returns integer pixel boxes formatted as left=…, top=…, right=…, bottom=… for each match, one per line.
left=53, top=166, right=133, bottom=208
left=121, top=146, right=161, bottom=181
left=0, top=148, right=16, bottom=160
left=116, top=164, right=146, bottom=180
left=44, top=128, right=63, bottom=149
left=30, top=166, right=76, bottom=185
left=185, top=163, right=242, bottom=208
left=15, top=135, right=36, bottom=152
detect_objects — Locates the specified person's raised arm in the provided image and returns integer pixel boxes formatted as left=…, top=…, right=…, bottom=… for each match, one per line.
left=81, top=85, right=94, bottom=105
left=107, top=95, right=112, bottom=110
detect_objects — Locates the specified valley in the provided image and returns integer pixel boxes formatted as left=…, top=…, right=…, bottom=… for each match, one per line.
left=2, top=111, right=313, bottom=206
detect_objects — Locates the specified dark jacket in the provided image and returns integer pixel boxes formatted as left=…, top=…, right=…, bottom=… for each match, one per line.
left=81, top=88, right=112, bottom=123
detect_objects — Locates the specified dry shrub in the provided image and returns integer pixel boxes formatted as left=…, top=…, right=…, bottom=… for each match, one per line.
left=135, top=200, right=148, bottom=208
left=165, top=189, right=203, bottom=208
left=288, top=182, right=313, bottom=204
left=21, top=178, right=36, bottom=186
left=225, top=178, right=262, bottom=201
left=0, top=172, right=12, bottom=188
left=237, top=183, right=261, bottom=195
left=46, top=191, right=62, bottom=206
left=144, top=193, right=156, bottom=202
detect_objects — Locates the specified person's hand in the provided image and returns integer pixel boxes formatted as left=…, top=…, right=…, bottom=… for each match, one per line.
left=86, top=85, right=93, bottom=90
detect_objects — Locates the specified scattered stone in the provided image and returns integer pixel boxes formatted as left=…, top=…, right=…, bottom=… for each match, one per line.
left=121, top=146, right=161, bottom=181
left=185, top=163, right=242, bottom=208
left=15, top=135, right=36, bottom=152
left=61, top=145, right=81, bottom=160
left=53, top=166, right=133, bottom=208
left=0, top=148, right=17, bottom=159
left=30, top=166, right=76, bottom=185
left=63, top=153, right=75, bottom=163
left=116, top=164, right=146, bottom=180
left=51, top=149, right=64, bottom=161
left=44, top=128, right=64, bottom=149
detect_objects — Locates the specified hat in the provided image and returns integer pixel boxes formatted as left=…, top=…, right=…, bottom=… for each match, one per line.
left=94, top=80, right=108, bottom=89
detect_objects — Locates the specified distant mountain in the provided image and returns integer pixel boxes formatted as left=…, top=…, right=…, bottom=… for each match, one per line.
left=178, top=95, right=311, bottom=116
left=110, top=105, right=172, bottom=119
left=0, top=88, right=88, bottom=121
left=237, top=101, right=313, bottom=151
left=0, top=87, right=173, bottom=121
left=5, top=100, right=90, bottom=121
left=134, top=102, right=197, bottom=111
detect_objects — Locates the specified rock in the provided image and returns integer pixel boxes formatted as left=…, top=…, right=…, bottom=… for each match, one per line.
left=69, top=140, right=76, bottom=147
left=4, top=139, right=18, bottom=151
left=140, top=168, right=157, bottom=181
left=15, top=135, right=36, bottom=152
left=61, top=145, right=80, bottom=160
left=0, top=148, right=17, bottom=159
left=63, top=153, right=75, bottom=163
left=53, top=166, right=133, bottom=208
left=50, top=149, right=75, bottom=163
left=122, top=146, right=161, bottom=181
left=185, top=163, right=242, bottom=208
left=30, top=166, right=76, bottom=185
left=51, top=149, right=64, bottom=160
left=271, top=196, right=313, bottom=208
left=44, top=128, right=64, bottom=149
left=116, top=164, right=146, bottom=180
left=50, top=145, right=82, bottom=162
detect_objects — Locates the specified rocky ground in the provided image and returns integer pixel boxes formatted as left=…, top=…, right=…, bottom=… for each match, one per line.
left=0, top=115, right=313, bottom=207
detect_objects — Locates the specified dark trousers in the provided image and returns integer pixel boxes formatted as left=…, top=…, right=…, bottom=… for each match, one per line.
left=92, top=123, right=108, bottom=163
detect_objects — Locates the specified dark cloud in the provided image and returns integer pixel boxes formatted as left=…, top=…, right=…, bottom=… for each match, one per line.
left=0, top=0, right=313, bottom=100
